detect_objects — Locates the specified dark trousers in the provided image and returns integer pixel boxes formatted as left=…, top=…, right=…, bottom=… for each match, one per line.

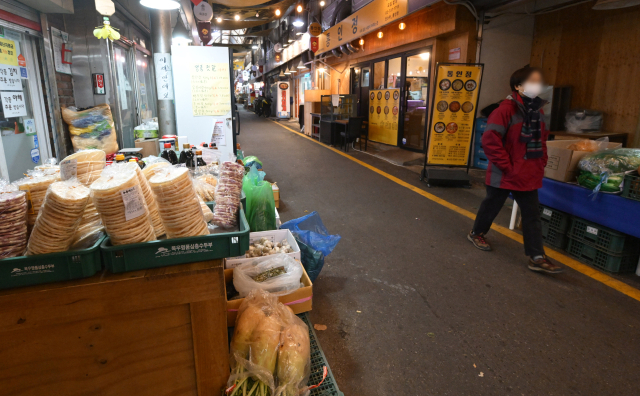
left=472, top=185, right=545, bottom=257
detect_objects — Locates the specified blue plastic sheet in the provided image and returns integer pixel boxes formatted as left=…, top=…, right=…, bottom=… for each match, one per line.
left=280, top=211, right=341, bottom=257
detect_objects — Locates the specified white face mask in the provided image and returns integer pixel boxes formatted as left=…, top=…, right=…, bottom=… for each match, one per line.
left=522, top=82, right=543, bottom=99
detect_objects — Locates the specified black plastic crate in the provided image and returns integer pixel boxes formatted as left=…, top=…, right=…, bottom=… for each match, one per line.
left=566, top=238, right=638, bottom=273
left=622, top=172, right=640, bottom=202
left=300, top=313, right=344, bottom=396
left=569, top=217, right=639, bottom=255
left=539, top=204, right=571, bottom=233
left=541, top=221, right=568, bottom=250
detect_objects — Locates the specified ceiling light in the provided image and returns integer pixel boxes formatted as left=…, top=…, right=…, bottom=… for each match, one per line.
left=377, top=31, right=383, bottom=39
left=279, top=68, right=285, bottom=78
left=399, top=22, right=406, bottom=30
left=172, top=18, right=193, bottom=45
left=297, top=4, right=303, bottom=12
left=216, top=16, right=222, bottom=23
left=275, top=9, right=281, bottom=16
left=284, top=67, right=291, bottom=75
left=297, top=59, right=305, bottom=69
left=419, top=52, right=430, bottom=60
left=256, top=12, right=260, bottom=17
left=252, top=45, right=258, bottom=49
left=234, top=14, right=240, bottom=20
left=359, top=38, right=364, bottom=45
left=140, top=0, right=179, bottom=9
left=320, top=1, right=325, bottom=6
left=318, top=67, right=326, bottom=73
left=292, top=20, right=304, bottom=27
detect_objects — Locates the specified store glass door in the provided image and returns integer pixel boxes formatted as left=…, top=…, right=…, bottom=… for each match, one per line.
left=112, top=42, right=137, bottom=148
left=401, top=49, right=432, bottom=151
left=134, top=49, right=156, bottom=121
left=0, top=29, right=51, bottom=181
left=350, top=65, right=371, bottom=117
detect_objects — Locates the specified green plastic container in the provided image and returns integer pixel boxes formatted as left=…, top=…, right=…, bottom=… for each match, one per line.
left=566, top=238, right=638, bottom=273
left=622, top=172, right=640, bottom=202
left=101, top=205, right=249, bottom=273
left=541, top=221, right=568, bottom=250
left=0, top=236, right=105, bottom=290
left=569, top=217, right=639, bottom=255
left=299, top=313, right=344, bottom=396
left=539, top=204, right=571, bottom=233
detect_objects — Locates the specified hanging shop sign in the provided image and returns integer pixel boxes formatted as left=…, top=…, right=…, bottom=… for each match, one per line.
left=308, top=22, right=322, bottom=37
left=233, top=60, right=244, bottom=71
left=198, top=21, right=212, bottom=44
left=426, top=63, right=483, bottom=166
left=154, top=53, right=174, bottom=100
left=309, top=37, right=319, bottom=53
left=190, top=62, right=231, bottom=116
left=277, top=82, right=290, bottom=119
left=193, top=1, right=213, bottom=21
left=368, top=89, right=400, bottom=145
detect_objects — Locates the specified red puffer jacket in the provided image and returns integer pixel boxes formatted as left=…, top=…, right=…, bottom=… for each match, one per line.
left=482, top=93, right=549, bottom=191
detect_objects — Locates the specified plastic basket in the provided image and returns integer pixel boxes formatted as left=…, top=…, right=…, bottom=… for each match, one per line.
left=299, top=313, right=344, bottom=396
left=473, top=154, right=489, bottom=170
left=569, top=217, right=639, bottom=255
left=566, top=238, right=638, bottom=273
left=538, top=204, right=571, bottom=233
left=541, top=221, right=568, bottom=249
left=101, top=205, right=250, bottom=273
left=622, top=172, right=640, bottom=202
left=0, top=236, right=105, bottom=290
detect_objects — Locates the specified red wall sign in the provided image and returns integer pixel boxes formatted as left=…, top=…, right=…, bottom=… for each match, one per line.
left=310, top=37, right=319, bottom=53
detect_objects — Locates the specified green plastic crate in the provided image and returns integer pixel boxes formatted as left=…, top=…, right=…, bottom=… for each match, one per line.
left=622, top=172, right=640, bottom=202
left=101, top=205, right=249, bottom=273
left=299, top=313, right=344, bottom=396
left=566, top=238, right=638, bottom=273
left=539, top=204, right=571, bottom=233
left=0, top=236, right=105, bottom=290
left=569, top=217, right=639, bottom=255
left=541, top=221, right=568, bottom=250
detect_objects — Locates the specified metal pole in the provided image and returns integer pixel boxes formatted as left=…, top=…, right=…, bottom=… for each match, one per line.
left=150, top=9, right=177, bottom=136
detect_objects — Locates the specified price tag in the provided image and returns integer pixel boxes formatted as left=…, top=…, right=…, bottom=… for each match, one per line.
left=542, top=208, right=552, bottom=217
left=586, top=226, right=598, bottom=236
left=120, top=186, right=146, bottom=221
left=60, top=159, right=77, bottom=181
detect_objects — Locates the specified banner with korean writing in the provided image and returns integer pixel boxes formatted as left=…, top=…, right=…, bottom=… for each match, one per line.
left=368, top=88, right=400, bottom=145
left=154, top=53, right=174, bottom=100
left=277, top=81, right=290, bottom=118
left=0, top=38, right=17, bottom=66
left=1, top=90, right=27, bottom=117
left=426, top=63, right=483, bottom=166
left=190, top=62, right=231, bottom=116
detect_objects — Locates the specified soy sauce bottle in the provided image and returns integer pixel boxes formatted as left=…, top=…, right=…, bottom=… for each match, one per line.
left=179, top=143, right=194, bottom=167
left=160, top=143, right=178, bottom=165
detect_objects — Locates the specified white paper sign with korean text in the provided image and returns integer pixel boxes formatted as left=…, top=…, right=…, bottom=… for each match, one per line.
left=0, top=64, right=21, bottom=90
left=1, top=90, right=27, bottom=117
left=154, top=53, right=174, bottom=100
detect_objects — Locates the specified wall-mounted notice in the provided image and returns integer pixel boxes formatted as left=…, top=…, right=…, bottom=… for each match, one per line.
left=154, top=53, right=174, bottom=100
left=1, top=90, right=27, bottom=117
left=0, top=64, right=21, bottom=90
left=0, top=38, right=17, bottom=66
left=190, top=63, right=230, bottom=116
left=50, top=27, right=71, bottom=74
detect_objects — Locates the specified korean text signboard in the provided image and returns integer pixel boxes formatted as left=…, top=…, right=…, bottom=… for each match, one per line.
left=0, top=65, right=21, bottom=90
left=426, top=64, right=483, bottom=166
left=368, top=89, right=400, bottom=145
left=277, top=82, right=290, bottom=118
left=0, top=38, right=17, bottom=66
left=190, top=63, right=231, bottom=116
left=154, top=53, right=174, bottom=100
left=1, top=91, right=27, bottom=117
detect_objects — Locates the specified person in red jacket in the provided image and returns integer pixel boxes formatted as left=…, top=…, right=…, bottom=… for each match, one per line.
left=467, top=67, right=563, bottom=274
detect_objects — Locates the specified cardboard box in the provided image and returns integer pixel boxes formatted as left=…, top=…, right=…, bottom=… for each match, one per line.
left=224, top=260, right=312, bottom=326
left=544, top=140, right=622, bottom=182
left=272, top=182, right=280, bottom=208
left=135, top=138, right=159, bottom=157
left=225, top=229, right=300, bottom=269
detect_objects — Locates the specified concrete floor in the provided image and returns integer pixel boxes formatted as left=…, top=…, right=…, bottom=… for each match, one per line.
left=237, top=110, right=640, bottom=396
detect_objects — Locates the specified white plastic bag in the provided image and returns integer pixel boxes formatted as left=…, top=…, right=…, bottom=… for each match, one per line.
left=233, top=253, right=303, bottom=297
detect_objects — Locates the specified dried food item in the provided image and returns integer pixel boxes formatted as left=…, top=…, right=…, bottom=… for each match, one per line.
left=252, top=266, right=286, bottom=282
left=14, top=172, right=59, bottom=236
left=212, top=161, right=244, bottom=229
left=233, top=253, right=303, bottom=297
left=245, top=238, right=294, bottom=258
left=193, top=176, right=216, bottom=202
left=142, top=157, right=172, bottom=180
left=0, top=187, right=28, bottom=259
left=567, top=139, right=602, bottom=152
left=199, top=197, right=214, bottom=223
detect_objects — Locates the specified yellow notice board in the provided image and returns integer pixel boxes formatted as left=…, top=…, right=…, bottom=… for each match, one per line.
left=191, top=63, right=231, bottom=116
left=0, top=38, right=17, bottom=66
left=368, top=89, right=400, bottom=145
left=426, top=64, right=483, bottom=166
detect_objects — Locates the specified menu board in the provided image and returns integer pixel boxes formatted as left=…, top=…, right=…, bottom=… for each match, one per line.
left=426, top=64, right=483, bottom=166
left=190, top=62, right=231, bottom=116
left=368, top=88, right=400, bottom=145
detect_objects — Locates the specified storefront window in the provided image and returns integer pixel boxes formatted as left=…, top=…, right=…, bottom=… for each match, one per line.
left=401, top=50, right=432, bottom=151
left=317, top=68, right=330, bottom=90
left=135, top=51, right=156, bottom=121
left=299, top=73, right=311, bottom=102
left=388, top=57, right=402, bottom=89
left=374, top=61, right=385, bottom=89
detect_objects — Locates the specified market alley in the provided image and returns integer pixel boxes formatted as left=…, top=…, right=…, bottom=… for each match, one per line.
left=238, top=109, right=640, bottom=396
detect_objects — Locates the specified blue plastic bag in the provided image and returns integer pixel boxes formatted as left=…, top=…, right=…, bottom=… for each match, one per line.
left=295, top=238, right=325, bottom=283
left=280, top=211, right=340, bottom=257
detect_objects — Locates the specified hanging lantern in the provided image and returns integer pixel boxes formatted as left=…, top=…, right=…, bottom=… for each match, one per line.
left=93, top=17, right=120, bottom=41
left=399, top=22, right=406, bottom=30
left=377, top=31, right=383, bottom=39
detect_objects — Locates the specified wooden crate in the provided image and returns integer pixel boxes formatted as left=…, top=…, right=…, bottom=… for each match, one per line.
left=0, top=260, right=229, bottom=396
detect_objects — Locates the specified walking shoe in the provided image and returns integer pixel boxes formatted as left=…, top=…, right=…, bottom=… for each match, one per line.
left=528, top=256, right=564, bottom=274
left=468, top=232, right=491, bottom=251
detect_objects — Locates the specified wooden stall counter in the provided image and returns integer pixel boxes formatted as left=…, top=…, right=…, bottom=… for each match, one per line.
left=0, top=260, right=229, bottom=396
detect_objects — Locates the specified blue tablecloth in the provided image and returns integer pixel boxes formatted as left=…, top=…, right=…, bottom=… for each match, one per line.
left=539, top=178, right=640, bottom=238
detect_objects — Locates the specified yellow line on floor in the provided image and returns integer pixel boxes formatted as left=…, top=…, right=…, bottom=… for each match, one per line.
left=271, top=120, right=640, bottom=303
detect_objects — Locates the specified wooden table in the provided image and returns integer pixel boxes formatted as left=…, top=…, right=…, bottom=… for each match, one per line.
left=0, top=260, right=229, bottom=396
left=550, top=131, right=629, bottom=147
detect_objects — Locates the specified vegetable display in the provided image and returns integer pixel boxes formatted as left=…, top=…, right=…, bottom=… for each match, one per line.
left=227, top=290, right=310, bottom=396
left=577, top=148, right=640, bottom=193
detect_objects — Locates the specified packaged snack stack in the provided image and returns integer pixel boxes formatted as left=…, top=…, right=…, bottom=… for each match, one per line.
left=123, top=162, right=165, bottom=237
left=90, top=166, right=156, bottom=246
left=199, top=197, right=214, bottom=223
left=26, top=180, right=90, bottom=255
left=0, top=185, right=28, bottom=258
left=14, top=172, right=59, bottom=236
left=149, top=167, right=209, bottom=238
left=193, top=176, right=216, bottom=202
left=61, top=104, right=119, bottom=154
left=142, top=157, right=171, bottom=180
left=212, top=161, right=244, bottom=228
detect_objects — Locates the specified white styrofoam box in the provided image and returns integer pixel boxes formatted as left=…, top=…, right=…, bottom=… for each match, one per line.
left=225, top=229, right=300, bottom=269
